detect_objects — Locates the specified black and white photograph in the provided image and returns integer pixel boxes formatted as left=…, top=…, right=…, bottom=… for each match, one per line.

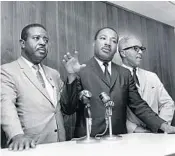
left=1, top=1, right=175, bottom=156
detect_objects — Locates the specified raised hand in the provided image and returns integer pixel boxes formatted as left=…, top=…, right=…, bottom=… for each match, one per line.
left=62, top=51, right=86, bottom=74
left=8, top=134, right=37, bottom=151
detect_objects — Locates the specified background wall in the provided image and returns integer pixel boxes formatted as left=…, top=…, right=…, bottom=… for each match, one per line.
left=1, top=1, right=175, bottom=142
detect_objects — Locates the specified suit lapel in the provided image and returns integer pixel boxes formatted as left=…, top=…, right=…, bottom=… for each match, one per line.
left=137, top=68, right=147, bottom=96
left=42, top=64, right=58, bottom=108
left=41, top=64, right=55, bottom=87
left=110, top=62, right=118, bottom=89
left=17, top=57, right=53, bottom=104
left=90, top=57, right=110, bottom=87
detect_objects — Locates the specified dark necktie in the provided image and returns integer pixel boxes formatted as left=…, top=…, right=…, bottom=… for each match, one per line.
left=133, top=67, right=140, bottom=86
left=33, top=64, right=46, bottom=88
left=103, top=62, right=111, bottom=84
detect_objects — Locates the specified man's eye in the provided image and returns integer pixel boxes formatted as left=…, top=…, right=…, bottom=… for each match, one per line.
left=100, top=37, right=106, bottom=40
left=33, top=36, right=40, bottom=40
left=44, top=38, right=49, bottom=43
left=112, top=40, right=117, bottom=44
left=134, top=47, right=139, bottom=51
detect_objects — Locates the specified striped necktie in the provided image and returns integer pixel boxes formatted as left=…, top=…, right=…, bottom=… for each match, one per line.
left=103, top=62, right=111, bottom=84
left=133, top=67, right=140, bottom=86
left=33, top=64, right=46, bottom=88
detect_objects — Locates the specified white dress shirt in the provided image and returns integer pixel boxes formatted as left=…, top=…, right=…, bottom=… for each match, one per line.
left=94, top=57, right=112, bottom=75
left=21, top=57, right=55, bottom=105
left=122, top=64, right=140, bottom=87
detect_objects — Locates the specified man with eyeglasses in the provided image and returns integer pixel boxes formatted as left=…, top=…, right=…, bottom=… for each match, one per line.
left=62, top=27, right=175, bottom=139
left=118, top=36, right=175, bottom=133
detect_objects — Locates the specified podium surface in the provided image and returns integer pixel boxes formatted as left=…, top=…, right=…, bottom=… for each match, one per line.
left=1, top=133, right=175, bottom=156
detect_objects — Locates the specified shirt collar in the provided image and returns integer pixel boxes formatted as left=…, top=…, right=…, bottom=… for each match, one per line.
left=21, top=56, right=42, bottom=70
left=94, top=57, right=111, bottom=69
left=122, top=63, right=139, bottom=75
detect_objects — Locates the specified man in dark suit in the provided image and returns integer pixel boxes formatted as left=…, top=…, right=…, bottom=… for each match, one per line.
left=62, top=27, right=175, bottom=138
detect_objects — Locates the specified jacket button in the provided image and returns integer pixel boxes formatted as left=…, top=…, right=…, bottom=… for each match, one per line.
left=54, top=129, right=57, bottom=132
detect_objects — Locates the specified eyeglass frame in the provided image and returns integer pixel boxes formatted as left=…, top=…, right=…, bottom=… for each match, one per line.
left=122, top=46, right=146, bottom=53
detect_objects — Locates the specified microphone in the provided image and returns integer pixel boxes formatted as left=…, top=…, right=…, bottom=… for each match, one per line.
left=79, top=90, right=92, bottom=118
left=99, top=92, right=114, bottom=108
left=99, top=92, right=110, bottom=103
left=98, top=92, right=122, bottom=140
left=99, top=92, right=113, bottom=130
left=76, top=90, right=100, bottom=143
left=79, top=90, right=92, bottom=107
left=79, top=90, right=92, bottom=100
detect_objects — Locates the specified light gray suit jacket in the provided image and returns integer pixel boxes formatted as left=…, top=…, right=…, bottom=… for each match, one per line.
left=1, top=57, right=66, bottom=144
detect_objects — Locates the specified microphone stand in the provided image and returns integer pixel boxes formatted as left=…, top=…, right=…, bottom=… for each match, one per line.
left=76, top=103, right=100, bottom=144
left=101, top=101, right=122, bottom=141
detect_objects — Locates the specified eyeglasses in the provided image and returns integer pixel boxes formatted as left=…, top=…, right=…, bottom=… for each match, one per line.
left=122, top=46, right=146, bottom=53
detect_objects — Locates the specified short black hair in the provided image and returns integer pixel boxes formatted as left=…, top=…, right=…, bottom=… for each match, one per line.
left=21, top=23, right=46, bottom=41
left=94, top=27, right=119, bottom=42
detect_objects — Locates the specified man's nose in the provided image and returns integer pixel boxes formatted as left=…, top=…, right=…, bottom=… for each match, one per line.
left=138, top=49, right=143, bottom=54
left=104, top=39, right=111, bottom=46
left=39, top=38, right=46, bottom=45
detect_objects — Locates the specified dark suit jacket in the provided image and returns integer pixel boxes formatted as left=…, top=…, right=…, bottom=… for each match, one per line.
left=62, top=57, right=165, bottom=138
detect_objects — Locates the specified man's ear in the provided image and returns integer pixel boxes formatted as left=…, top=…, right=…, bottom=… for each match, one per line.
left=120, top=50, right=126, bottom=58
left=19, top=39, right=25, bottom=49
left=93, top=42, right=95, bottom=47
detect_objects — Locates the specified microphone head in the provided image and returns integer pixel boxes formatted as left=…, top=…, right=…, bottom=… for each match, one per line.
left=99, top=92, right=110, bottom=104
left=79, top=90, right=92, bottom=101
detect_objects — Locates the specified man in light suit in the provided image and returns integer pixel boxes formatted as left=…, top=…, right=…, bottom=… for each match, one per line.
left=1, top=23, right=76, bottom=150
left=62, top=27, right=175, bottom=138
left=118, top=36, right=175, bottom=133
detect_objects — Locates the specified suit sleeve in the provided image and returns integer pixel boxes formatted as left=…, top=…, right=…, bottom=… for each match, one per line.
left=127, top=71, right=165, bottom=132
left=154, top=74, right=175, bottom=124
left=60, top=77, right=82, bottom=115
left=1, top=67, right=24, bottom=141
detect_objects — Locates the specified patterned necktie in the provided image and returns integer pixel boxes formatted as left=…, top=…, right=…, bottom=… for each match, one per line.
left=33, top=64, right=46, bottom=88
left=133, top=67, right=140, bottom=86
left=103, top=62, right=111, bottom=84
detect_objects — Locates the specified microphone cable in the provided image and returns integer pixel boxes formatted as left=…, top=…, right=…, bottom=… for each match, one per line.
left=95, top=117, right=109, bottom=139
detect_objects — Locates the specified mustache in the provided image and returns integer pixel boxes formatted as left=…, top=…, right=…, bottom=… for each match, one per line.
left=102, top=46, right=111, bottom=51
left=36, top=47, right=46, bottom=51
left=136, top=55, right=142, bottom=59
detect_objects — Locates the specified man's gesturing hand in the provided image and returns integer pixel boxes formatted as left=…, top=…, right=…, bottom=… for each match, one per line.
left=62, top=51, right=86, bottom=74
